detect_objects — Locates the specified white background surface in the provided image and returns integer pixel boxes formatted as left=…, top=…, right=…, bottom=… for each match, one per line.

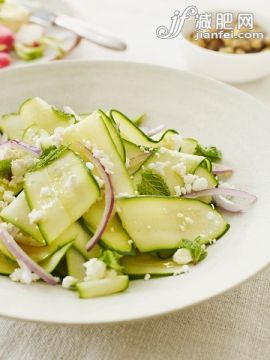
left=1, top=0, right=270, bottom=359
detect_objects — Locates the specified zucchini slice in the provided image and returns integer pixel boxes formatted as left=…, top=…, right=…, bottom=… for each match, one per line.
left=76, top=275, right=129, bottom=298
left=40, top=241, right=73, bottom=273
left=117, top=196, right=228, bottom=252
left=66, top=247, right=85, bottom=281
left=82, top=199, right=133, bottom=254
left=1, top=191, right=46, bottom=245
left=122, top=254, right=186, bottom=278
left=19, top=97, right=75, bottom=134
left=0, top=113, right=24, bottom=140
left=110, top=110, right=180, bottom=150
left=0, top=254, right=17, bottom=275
left=24, top=150, right=99, bottom=243
left=62, top=111, right=134, bottom=195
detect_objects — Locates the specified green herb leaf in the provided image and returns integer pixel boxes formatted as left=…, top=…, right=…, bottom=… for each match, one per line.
left=181, top=237, right=207, bottom=264
left=99, top=250, right=123, bottom=272
left=137, top=170, right=170, bottom=196
left=195, top=144, right=222, bottom=161
left=0, top=160, right=12, bottom=178
left=32, top=145, right=69, bottom=171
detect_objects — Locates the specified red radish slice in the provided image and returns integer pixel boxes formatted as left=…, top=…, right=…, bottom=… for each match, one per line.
left=0, top=52, right=12, bottom=68
left=77, top=143, right=115, bottom=251
left=0, top=25, right=15, bottom=52
left=0, top=228, right=58, bottom=285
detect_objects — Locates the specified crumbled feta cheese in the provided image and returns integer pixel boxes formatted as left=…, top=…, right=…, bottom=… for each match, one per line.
left=128, top=239, right=134, bottom=245
left=0, top=146, right=16, bottom=160
left=86, top=162, right=94, bottom=170
left=28, top=209, right=46, bottom=224
left=105, top=269, right=118, bottom=279
left=83, top=258, right=107, bottom=281
left=174, top=185, right=182, bottom=196
left=209, top=238, right=217, bottom=244
left=37, top=127, right=64, bottom=148
left=179, top=225, right=186, bottom=232
left=11, top=157, right=36, bottom=177
left=173, top=248, right=193, bottom=265
left=172, top=162, right=186, bottom=177
left=192, top=177, right=208, bottom=191
left=184, top=174, right=196, bottom=185
left=94, top=175, right=104, bottom=188
left=182, top=265, right=190, bottom=273
left=180, top=187, right=187, bottom=195
left=148, top=161, right=171, bottom=176
left=159, top=147, right=168, bottom=154
left=177, top=212, right=183, bottom=218
left=185, top=184, right=192, bottom=193
left=92, top=148, right=114, bottom=174
left=144, top=273, right=151, bottom=281
left=10, top=262, right=39, bottom=285
left=62, top=276, right=78, bottom=289
left=3, top=191, right=15, bottom=204
left=83, top=140, right=92, bottom=149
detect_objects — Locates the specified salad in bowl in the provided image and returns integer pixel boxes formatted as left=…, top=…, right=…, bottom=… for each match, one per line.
left=0, top=97, right=256, bottom=298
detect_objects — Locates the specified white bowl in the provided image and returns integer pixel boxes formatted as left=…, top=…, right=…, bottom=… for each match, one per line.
left=180, top=11, right=270, bottom=83
left=0, top=61, right=270, bottom=324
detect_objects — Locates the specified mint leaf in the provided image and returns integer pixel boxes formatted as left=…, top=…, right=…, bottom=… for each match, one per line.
left=32, top=146, right=69, bottom=171
left=99, top=250, right=123, bottom=272
left=137, top=170, right=170, bottom=196
left=0, top=160, right=12, bottom=178
left=181, top=237, right=207, bottom=264
left=195, top=144, right=222, bottom=161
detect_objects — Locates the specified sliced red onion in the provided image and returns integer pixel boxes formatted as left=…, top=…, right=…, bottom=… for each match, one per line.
left=183, top=188, right=257, bottom=212
left=147, top=125, right=165, bottom=137
left=212, top=163, right=233, bottom=175
left=9, top=140, right=41, bottom=156
left=78, top=143, right=115, bottom=251
left=0, top=228, right=58, bottom=285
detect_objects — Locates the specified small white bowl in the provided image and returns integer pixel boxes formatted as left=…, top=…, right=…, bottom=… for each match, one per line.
left=180, top=11, right=270, bottom=83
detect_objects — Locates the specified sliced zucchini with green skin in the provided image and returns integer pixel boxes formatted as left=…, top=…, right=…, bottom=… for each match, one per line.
left=194, top=166, right=218, bottom=203
left=24, top=167, right=71, bottom=243
left=133, top=149, right=205, bottom=194
left=76, top=275, right=129, bottom=298
left=66, top=247, right=85, bottom=281
left=117, top=196, right=228, bottom=252
left=19, top=97, right=75, bottom=134
left=24, top=150, right=99, bottom=243
left=110, top=110, right=180, bottom=150
left=123, top=139, right=144, bottom=160
left=62, top=111, right=134, bottom=195
left=98, top=110, right=126, bottom=162
left=122, top=254, right=186, bottom=278
left=82, top=199, right=134, bottom=254
left=22, top=222, right=80, bottom=262
left=72, top=222, right=101, bottom=260
left=0, top=254, right=17, bottom=275
left=46, top=151, right=99, bottom=222
left=1, top=191, right=46, bottom=245
left=181, top=138, right=198, bottom=154
left=40, top=241, right=73, bottom=273
left=0, top=113, right=24, bottom=140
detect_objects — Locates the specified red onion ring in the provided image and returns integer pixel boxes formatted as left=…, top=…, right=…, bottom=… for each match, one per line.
left=9, top=140, right=41, bottom=156
left=212, top=163, right=233, bottom=175
left=0, top=228, right=58, bottom=285
left=183, top=188, right=257, bottom=212
left=77, top=143, right=115, bottom=251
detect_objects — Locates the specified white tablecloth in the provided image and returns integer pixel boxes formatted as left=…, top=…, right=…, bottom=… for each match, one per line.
left=1, top=1, right=270, bottom=359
